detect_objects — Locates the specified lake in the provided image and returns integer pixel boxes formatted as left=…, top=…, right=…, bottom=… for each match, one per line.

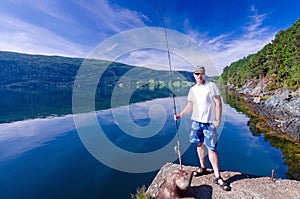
left=0, top=87, right=299, bottom=199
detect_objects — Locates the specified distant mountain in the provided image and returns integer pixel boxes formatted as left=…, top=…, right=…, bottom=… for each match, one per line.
left=219, top=18, right=300, bottom=93
left=0, top=51, right=196, bottom=122
left=0, top=51, right=194, bottom=89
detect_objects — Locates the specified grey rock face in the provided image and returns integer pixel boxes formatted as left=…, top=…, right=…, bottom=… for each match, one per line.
left=252, top=89, right=300, bottom=140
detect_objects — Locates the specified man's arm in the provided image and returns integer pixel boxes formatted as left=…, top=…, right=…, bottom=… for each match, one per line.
left=174, top=101, right=193, bottom=120
left=212, top=95, right=222, bottom=128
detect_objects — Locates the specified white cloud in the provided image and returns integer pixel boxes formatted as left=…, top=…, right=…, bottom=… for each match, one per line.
left=77, top=0, right=146, bottom=33
left=0, top=15, right=88, bottom=57
left=116, top=49, right=192, bottom=71
left=0, top=0, right=148, bottom=58
left=30, top=0, right=73, bottom=23
left=0, top=0, right=278, bottom=74
left=86, top=28, right=216, bottom=74
left=187, top=8, right=277, bottom=73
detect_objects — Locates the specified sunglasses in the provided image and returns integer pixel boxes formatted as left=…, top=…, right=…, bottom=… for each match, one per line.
left=194, top=73, right=204, bottom=76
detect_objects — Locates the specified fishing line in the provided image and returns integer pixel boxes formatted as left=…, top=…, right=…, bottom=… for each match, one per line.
left=153, top=1, right=182, bottom=170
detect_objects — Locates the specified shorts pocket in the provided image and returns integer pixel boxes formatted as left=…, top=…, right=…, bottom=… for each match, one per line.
left=203, top=124, right=215, bottom=137
left=203, top=124, right=218, bottom=149
left=189, top=121, right=202, bottom=143
left=191, top=121, right=200, bottom=131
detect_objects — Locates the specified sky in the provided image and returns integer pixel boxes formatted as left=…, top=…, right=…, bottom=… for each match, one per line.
left=0, top=0, right=299, bottom=74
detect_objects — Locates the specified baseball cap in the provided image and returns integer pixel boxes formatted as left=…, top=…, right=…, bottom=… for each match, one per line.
left=194, top=65, right=205, bottom=74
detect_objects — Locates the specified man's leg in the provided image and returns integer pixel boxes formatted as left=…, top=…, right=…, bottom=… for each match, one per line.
left=197, top=143, right=207, bottom=168
left=208, top=149, right=220, bottom=177
left=208, top=149, right=230, bottom=191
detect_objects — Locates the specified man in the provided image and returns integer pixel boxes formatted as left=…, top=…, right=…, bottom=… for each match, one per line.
left=174, top=65, right=230, bottom=191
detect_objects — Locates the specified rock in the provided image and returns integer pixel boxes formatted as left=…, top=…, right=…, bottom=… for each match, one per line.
left=286, top=97, right=300, bottom=117
left=239, top=79, right=257, bottom=96
left=261, top=89, right=300, bottom=140
left=239, top=77, right=274, bottom=96
left=147, top=163, right=300, bottom=199
left=253, top=96, right=262, bottom=103
left=243, top=88, right=300, bottom=141
left=156, top=169, right=193, bottom=199
left=250, top=78, right=270, bottom=96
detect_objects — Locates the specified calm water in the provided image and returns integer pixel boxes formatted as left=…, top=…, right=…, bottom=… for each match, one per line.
left=0, top=87, right=297, bottom=199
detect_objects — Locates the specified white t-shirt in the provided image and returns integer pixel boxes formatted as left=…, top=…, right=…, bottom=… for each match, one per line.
left=187, top=82, right=220, bottom=123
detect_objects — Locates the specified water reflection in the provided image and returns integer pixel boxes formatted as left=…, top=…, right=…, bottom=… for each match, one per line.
left=222, top=89, right=300, bottom=180
left=0, top=88, right=73, bottom=123
left=0, top=85, right=189, bottom=123
left=0, top=86, right=299, bottom=199
left=1, top=87, right=296, bottom=177
left=0, top=114, right=74, bottom=161
left=0, top=97, right=189, bottom=168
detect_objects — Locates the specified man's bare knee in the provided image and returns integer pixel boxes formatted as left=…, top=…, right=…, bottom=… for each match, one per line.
left=197, top=143, right=203, bottom=147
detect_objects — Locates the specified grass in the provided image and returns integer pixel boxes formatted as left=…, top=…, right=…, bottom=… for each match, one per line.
left=131, top=185, right=153, bottom=199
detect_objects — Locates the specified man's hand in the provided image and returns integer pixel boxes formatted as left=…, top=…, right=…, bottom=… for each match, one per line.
left=213, top=120, right=220, bottom=128
left=174, top=113, right=182, bottom=120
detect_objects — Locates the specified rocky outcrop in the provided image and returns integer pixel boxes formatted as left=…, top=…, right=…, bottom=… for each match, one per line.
left=247, top=89, right=300, bottom=141
left=238, top=77, right=279, bottom=97
left=147, top=163, right=300, bottom=199
left=231, top=76, right=300, bottom=141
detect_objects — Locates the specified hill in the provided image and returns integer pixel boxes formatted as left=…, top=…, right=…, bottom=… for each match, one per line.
left=218, top=19, right=300, bottom=142
left=0, top=51, right=195, bottom=123
left=0, top=51, right=194, bottom=89
left=219, top=18, right=300, bottom=93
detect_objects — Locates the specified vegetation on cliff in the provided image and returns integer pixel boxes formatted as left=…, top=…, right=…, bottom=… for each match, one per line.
left=219, top=18, right=300, bottom=91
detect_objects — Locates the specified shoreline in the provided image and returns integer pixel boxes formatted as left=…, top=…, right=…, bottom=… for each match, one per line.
left=224, top=88, right=300, bottom=181
left=225, top=87, right=300, bottom=142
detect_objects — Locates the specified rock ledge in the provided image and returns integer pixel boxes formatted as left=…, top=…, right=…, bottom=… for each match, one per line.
left=147, top=163, right=300, bottom=199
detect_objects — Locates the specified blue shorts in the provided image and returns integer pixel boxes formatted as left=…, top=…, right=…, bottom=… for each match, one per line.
left=189, top=120, right=218, bottom=150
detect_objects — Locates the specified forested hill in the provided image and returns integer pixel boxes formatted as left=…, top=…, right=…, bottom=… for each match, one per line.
left=0, top=51, right=194, bottom=89
left=219, top=18, right=300, bottom=92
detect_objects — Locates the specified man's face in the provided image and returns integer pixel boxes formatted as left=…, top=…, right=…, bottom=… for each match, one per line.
left=194, top=72, right=205, bottom=84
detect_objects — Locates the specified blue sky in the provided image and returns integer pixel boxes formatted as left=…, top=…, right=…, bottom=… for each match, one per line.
left=0, top=0, right=299, bottom=73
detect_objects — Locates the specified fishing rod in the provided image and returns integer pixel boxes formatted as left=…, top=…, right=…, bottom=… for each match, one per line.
left=153, top=2, right=182, bottom=170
